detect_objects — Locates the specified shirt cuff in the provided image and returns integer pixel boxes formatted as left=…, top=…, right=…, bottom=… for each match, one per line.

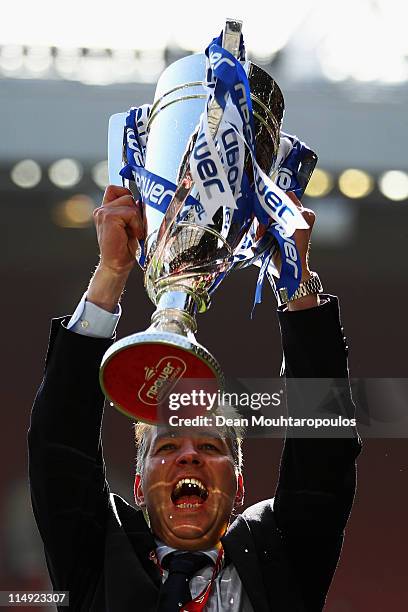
left=67, top=292, right=121, bottom=338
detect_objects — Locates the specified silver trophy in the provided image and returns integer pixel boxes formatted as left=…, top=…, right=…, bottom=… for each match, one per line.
left=100, top=19, right=315, bottom=423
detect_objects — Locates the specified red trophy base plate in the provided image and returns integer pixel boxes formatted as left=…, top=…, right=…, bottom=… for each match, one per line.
left=100, top=331, right=222, bottom=423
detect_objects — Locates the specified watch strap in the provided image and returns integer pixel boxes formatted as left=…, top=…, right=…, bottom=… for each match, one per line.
left=278, top=272, right=323, bottom=305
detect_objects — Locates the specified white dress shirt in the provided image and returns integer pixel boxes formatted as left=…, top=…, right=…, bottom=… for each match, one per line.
left=155, top=541, right=254, bottom=612
left=67, top=293, right=120, bottom=337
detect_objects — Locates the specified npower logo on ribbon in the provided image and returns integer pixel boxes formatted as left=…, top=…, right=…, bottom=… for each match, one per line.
left=134, top=170, right=175, bottom=208
left=137, top=356, right=187, bottom=406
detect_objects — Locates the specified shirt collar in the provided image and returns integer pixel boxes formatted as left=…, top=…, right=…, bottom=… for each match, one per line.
left=155, top=539, right=219, bottom=566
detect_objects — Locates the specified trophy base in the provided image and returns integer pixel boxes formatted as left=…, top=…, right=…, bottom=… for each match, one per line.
left=100, top=329, right=223, bottom=423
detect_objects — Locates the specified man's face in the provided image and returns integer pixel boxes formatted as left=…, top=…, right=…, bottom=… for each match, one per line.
left=134, top=427, right=244, bottom=551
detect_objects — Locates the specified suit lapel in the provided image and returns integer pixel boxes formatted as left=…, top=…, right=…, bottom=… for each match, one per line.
left=104, top=495, right=159, bottom=612
left=113, top=495, right=161, bottom=587
left=222, top=515, right=270, bottom=612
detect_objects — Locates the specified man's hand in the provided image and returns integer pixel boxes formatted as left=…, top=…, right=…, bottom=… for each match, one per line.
left=94, top=185, right=145, bottom=274
left=87, top=185, right=146, bottom=312
left=286, top=191, right=316, bottom=281
left=273, top=191, right=318, bottom=311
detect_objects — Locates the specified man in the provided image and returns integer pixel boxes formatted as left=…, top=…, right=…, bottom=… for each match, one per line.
left=29, top=185, right=361, bottom=611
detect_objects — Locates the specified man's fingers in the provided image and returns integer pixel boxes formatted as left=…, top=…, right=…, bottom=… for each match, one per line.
left=302, top=208, right=316, bottom=229
left=94, top=194, right=138, bottom=221
left=94, top=204, right=141, bottom=226
left=102, top=193, right=136, bottom=209
left=127, top=209, right=146, bottom=241
left=93, top=203, right=145, bottom=238
left=286, top=190, right=303, bottom=210
left=102, top=184, right=133, bottom=205
left=286, top=192, right=316, bottom=230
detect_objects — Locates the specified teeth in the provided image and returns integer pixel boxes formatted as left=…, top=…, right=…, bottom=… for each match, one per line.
left=176, top=503, right=201, bottom=509
left=173, top=478, right=207, bottom=496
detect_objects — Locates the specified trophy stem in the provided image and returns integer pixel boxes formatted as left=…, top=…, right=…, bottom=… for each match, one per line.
left=100, top=288, right=223, bottom=423
left=152, top=290, right=198, bottom=335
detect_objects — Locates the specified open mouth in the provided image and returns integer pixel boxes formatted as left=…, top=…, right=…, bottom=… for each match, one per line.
left=171, top=478, right=209, bottom=509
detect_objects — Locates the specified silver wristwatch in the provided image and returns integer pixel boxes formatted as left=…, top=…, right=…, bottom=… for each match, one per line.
left=278, top=272, right=323, bottom=305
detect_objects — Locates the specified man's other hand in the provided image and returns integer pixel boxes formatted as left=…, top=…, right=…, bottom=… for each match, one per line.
left=286, top=191, right=316, bottom=282
left=273, top=192, right=318, bottom=311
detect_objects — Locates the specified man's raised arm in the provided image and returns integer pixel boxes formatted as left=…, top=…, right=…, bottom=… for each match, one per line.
left=273, top=193, right=361, bottom=610
left=28, top=186, right=145, bottom=604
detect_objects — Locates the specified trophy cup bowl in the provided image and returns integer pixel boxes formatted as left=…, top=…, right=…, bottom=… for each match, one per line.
left=100, top=39, right=285, bottom=423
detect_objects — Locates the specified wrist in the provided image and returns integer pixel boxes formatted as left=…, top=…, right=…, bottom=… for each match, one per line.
left=87, top=264, right=131, bottom=313
left=288, top=293, right=320, bottom=311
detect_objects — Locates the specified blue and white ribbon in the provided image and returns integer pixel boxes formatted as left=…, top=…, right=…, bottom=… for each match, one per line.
left=120, top=106, right=203, bottom=215
left=120, top=30, right=314, bottom=302
left=204, top=39, right=307, bottom=233
left=201, top=37, right=306, bottom=299
left=275, top=132, right=316, bottom=199
left=190, top=112, right=238, bottom=222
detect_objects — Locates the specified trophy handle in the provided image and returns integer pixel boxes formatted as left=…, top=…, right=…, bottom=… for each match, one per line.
left=108, top=112, right=128, bottom=187
left=292, top=148, right=318, bottom=198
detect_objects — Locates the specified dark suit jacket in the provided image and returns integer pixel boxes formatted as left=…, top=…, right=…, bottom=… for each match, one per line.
left=28, top=296, right=361, bottom=612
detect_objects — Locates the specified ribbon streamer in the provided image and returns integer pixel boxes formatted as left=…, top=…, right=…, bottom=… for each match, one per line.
left=120, top=30, right=315, bottom=303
